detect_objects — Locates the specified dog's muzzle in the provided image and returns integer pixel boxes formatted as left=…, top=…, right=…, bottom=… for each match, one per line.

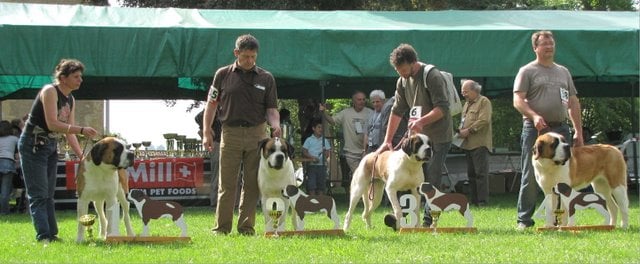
left=270, top=154, right=285, bottom=169
left=554, top=144, right=571, bottom=165
left=417, top=148, right=433, bottom=162
left=119, top=152, right=135, bottom=169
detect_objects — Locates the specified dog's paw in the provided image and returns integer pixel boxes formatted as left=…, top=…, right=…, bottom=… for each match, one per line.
left=384, top=214, right=397, bottom=231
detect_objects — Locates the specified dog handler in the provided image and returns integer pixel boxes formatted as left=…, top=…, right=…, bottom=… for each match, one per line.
left=380, top=44, right=453, bottom=228
left=18, top=59, right=98, bottom=242
left=513, top=30, right=583, bottom=231
left=202, top=34, right=281, bottom=236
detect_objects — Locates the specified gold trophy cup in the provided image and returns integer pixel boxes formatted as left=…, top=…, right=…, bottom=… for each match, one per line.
left=132, top=142, right=142, bottom=159
left=141, top=141, right=152, bottom=159
left=268, top=210, right=283, bottom=237
left=79, top=214, right=97, bottom=242
left=163, top=133, right=178, bottom=157
left=430, top=210, right=442, bottom=229
left=553, top=208, right=565, bottom=226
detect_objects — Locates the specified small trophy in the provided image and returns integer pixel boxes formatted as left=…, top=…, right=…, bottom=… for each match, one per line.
left=64, top=143, right=71, bottom=161
left=175, top=135, right=186, bottom=157
left=79, top=214, right=96, bottom=242
left=430, top=210, right=442, bottom=229
left=163, top=133, right=177, bottom=157
left=265, top=197, right=285, bottom=237
left=553, top=208, right=565, bottom=226
left=132, top=143, right=142, bottom=159
left=142, top=141, right=152, bottom=159
left=269, top=210, right=283, bottom=237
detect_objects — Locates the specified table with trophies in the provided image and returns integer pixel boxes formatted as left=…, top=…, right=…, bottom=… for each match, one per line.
left=54, top=133, right=215, bottom=208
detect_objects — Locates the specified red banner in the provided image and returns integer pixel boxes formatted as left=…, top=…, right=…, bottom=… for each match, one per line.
left=65, top=158, right=204, bottom=190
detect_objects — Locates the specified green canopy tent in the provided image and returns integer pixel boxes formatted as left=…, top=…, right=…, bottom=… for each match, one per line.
left=0, top=3, right=638, bottom=100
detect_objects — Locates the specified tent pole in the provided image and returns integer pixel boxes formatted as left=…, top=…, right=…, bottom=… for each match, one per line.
left=631, top=81, right=638, bottom=196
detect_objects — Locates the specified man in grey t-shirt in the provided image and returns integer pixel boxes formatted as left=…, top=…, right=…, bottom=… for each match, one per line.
left=513, top=30, right=584, bottom=231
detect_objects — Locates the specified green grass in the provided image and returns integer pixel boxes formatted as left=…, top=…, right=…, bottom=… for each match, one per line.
left=1, top=191, right=639, bottom=264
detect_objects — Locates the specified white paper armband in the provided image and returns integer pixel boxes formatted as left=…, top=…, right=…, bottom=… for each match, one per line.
left=208, top=85, right=220, bottom=102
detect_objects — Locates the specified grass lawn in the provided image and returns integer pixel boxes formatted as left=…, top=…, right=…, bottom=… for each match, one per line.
left=0, top=190, right=638, bottom=263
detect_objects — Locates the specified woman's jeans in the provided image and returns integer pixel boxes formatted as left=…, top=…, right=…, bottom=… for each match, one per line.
left=18, top=133, right=59, bottom=241
left=0, top=158, right=16, bottom=215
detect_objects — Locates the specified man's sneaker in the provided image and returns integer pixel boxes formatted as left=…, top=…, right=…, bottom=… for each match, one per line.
left=516, top=223, right=530, bottom=231
left=383, top=214, right=397, bottom=231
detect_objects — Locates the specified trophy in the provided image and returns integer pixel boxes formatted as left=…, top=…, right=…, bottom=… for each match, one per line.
left=142, top=141, right=152, bottom=159
left=132, top=142, right=142, bottom=159
left=269, top=210, right=283, bottom=237
left=554, top=208, right=565, bottom=226
left=175, top=135, right=186, bottom=157
left=186, top=138, right=200, bottom=157
left=79, top=214, right=96, bottom=242
left=63, top=142, right=71, bottom=161
left=163, top=133, right=177, bottom=157
left=266, top=197, right=285, bottom=237
left=430, top=210, right=442, bottom=229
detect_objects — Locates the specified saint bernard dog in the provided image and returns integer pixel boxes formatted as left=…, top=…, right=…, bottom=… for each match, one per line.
left=76, top=137, right=136, bottom=242
left=343, top=133, right=432, bottom=231
left=257, top=137, right=300, bottom=232
left=532, top=132, right=629, bottom=228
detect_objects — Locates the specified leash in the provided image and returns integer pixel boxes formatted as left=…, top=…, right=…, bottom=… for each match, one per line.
left=392, top=130, right=411, bottom=151
left=80, top=137, right=94, bottom=161
left=367, top=154, right=379, bottom=201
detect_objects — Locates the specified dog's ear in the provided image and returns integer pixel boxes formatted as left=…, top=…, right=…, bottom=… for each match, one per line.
left=532, top=141, right=543, bottom=160
left=91, top=143, right=107, bottom=166
left=258, top=138, right=270, bottom=150
left=400, top=136, right=414, bottom=155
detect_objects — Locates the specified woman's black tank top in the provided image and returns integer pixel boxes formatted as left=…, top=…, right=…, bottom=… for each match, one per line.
left=26, top=85, right=74, bottom=133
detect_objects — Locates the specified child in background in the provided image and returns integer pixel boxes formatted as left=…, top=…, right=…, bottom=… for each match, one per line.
left=302, top=120, right=331, bottom=195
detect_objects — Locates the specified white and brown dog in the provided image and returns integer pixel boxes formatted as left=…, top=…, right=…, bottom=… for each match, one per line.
left=343, top=133, right=432, bottom=231
left=282, top=185, right=340, bottom=230
left=419, top=182, right=473, bottom=228
left=76, top=137, right=135, bottom=243
left=127, top=189, right=188, bottom=237
left=553, top=182, right=610, bottom=226
left=258, top=137, right=301, bottom=232
left=532, top=132, right=629, bottom=228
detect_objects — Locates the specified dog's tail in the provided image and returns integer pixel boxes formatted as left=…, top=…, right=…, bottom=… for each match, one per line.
left=294, top=167, right=304, bottom=187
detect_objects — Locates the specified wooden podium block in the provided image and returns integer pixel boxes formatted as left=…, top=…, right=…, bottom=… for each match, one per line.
left=264, top=229, right=345, bottom=238
left=105, top=236, right=191, bottom=243
left=399, top=227, right=477, bottom=234
left=536, top=225, right=614, bottom=232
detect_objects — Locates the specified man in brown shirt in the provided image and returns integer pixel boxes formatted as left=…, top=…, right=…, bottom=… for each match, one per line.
left=202, top=34, right=281, bottom=236
left=458, top=79, right=492, bottom=206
